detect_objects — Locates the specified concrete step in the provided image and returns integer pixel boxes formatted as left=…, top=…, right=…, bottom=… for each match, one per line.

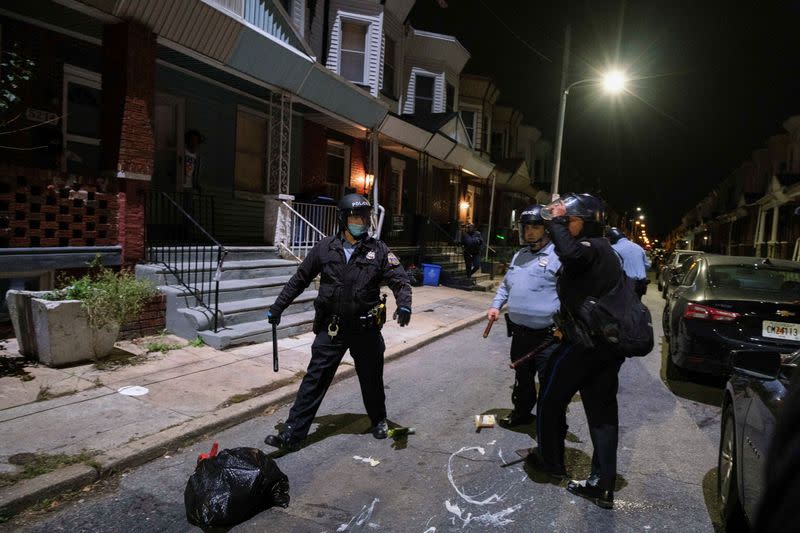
left=181, top=276, right=297, bottom=304
left=136, top=259, right=299, bottom=285
left=199, top=310, right=316, bottom=349
left=148, top=246, right=282, bottom=263
left=177, top=291, right=317, bottom=331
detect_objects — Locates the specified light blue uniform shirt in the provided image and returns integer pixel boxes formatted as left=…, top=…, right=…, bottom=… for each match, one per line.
left=612, top=237, right=650, bottom=280
left=342, top=238, right=356, bottom=263
left=491, top=242, right=561, bottom=329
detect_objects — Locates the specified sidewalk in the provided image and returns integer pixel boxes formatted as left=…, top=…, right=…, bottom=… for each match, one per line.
left=0, top=286, right=494, bottom=516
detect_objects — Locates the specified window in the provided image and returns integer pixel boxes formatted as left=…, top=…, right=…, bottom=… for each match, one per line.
left=341, top=21, right=367, bottom=84
left=62, top=66, right=102, bottom=174
left=234, top=108, right=268, bottom=193
left=680, top=260, right=699, bottom=286
left=446, top=83, right=455, bottom=112
left=381, top=36, right=396, bottom=98
left=460, top=110, right=476, bottom=146
left=326, top=140, right=347, bottom=185
left=414, top=75, right=435, bottom=114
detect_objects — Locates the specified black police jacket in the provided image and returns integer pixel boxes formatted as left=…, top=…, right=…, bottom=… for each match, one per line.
left=271, top=234, right=412, bottom=320
left=461, top=231, right=483, bottom=255
left=547, top=220, right=621, bottom=316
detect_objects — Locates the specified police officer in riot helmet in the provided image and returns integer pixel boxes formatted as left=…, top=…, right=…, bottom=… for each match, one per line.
left=527, top=193, right=626, bottom=509
left=488, top=205, right=561, bottom=427
left=607, top=227, right=651, bottom=300
left=264, top=193, right=412, bottom=451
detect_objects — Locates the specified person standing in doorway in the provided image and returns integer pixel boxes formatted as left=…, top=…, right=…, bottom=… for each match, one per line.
left=183, top=129, right=205, bottom=193
left=461, top=223, right=483, bottom=277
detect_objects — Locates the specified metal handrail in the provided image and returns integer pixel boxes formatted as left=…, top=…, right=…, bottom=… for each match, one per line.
left=277, top=242, right=302, bottom=263
left=281, top=201, right=326, bottom=238
left=145, top=191, right=227, bottom=332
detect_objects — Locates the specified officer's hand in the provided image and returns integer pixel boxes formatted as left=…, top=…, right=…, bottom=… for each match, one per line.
left=487, top=308, right=500, bottom=321
left=394, top=307, right=411, bottom=327
left=267, top=308, right=281, bottom=326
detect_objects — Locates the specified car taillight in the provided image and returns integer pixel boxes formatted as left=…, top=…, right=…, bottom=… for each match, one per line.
left=683, top=302, right=741, bottom=322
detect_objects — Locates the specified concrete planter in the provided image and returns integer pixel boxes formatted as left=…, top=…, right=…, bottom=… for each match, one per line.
left=6, top=290, right=119, bottom=367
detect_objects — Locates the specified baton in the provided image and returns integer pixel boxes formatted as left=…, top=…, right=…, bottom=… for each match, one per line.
left=272, top=322, right=279, bottom=372
left=483, top=316, right=496, bottom=338
left=509, top=336, right=558, bottom=369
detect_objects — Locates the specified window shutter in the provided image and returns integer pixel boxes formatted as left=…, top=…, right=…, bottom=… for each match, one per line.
left=366, top=13, right=383, bottom=96
left=327, top=14, right=341, bottom=73
left=434, top=73, right=445, bottom=113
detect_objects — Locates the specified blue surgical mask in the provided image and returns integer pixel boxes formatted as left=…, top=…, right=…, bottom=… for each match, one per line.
left=347, top=223, right=367, bottom=238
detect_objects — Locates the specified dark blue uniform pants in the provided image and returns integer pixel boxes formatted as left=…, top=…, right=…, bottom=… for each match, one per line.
left=510, top=329, right=556, bottom=414
left=283, top=329, right=386, bottom=441
left=537, top=342, right=624, bottom=490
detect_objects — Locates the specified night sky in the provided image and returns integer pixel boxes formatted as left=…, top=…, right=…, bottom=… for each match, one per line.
left=410, top=0, right=800, bottom=236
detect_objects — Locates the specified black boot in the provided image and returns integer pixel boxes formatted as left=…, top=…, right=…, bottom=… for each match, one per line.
left=372, top=419, right=388, bottom=439
left=264, top=432, right=301, bottom=452
left=523, top=449, right=567, bottom=480
left=500, top=410, right=535, bottom=427
left=567, top=478, right=614, bottom=509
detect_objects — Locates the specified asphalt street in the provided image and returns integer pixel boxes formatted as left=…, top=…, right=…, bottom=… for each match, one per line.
left=5, top=286, right=726, bottom=532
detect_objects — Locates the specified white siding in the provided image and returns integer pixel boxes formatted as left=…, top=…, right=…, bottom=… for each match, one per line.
left=291, top=0, right=305, bottom=37
left=308, top=0, right=324, bottom=58
left=403, top=62, right=447, bottom=114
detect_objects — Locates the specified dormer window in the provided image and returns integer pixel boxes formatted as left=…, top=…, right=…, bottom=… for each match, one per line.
left=415, top=74, right=435, bottom=114
left=341, top=21, right=367, bottom=84
left=381, top=36, right=397, bottom=98
left=446, top=83, right=455, bottom=112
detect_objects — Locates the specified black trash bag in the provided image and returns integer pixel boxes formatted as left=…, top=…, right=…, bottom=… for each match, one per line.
left=184, top=446, right=290, bottom=527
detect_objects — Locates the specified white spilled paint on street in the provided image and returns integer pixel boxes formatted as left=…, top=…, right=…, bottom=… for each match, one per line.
left=336, top=497, right=380, bottom=531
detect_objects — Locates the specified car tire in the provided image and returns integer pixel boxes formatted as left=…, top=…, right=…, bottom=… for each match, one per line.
left=665, top=341, right=686, bottom=381
left=718, top=405, right=749, bottom=532
left=662, top=305, right=670, bottom=337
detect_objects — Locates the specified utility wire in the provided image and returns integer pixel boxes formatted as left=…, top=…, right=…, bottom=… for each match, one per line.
left=475, top=0, right=552, bottom=63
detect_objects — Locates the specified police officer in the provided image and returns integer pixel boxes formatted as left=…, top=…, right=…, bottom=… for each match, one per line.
left=487, top=205, right=561, bottom=427
left=263, top=194, right=412, bottom=451
left=460, top=223, right=483, bottom=277
left=529, top=193, right=625, bottom=510
left=607, top=227, right=651, bottom=299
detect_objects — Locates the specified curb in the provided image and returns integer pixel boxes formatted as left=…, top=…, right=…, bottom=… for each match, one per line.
left=0, top=311, right=487, bottom=518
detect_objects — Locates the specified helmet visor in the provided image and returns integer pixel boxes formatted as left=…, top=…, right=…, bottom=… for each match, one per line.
left=540, top=199, right=565, bottom=221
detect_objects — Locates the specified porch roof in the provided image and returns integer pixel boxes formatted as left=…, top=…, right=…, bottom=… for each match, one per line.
left=377, top=113, right=495, bottom=179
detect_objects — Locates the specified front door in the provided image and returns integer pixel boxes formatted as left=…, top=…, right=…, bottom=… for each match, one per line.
left=153, top=93, right=185, bottom=192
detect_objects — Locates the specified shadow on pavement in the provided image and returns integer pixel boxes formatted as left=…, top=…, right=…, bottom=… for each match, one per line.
left=518, top=446, right=628, bottom=491
left=702, top=467, right=724, bottom=532
left=660, top=339, right=726, bottom=407
left=481, top=408, right=582, bottom=443
left=268, top=413, right=372, bottom=458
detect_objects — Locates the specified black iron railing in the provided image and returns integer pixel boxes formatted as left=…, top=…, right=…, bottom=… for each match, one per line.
left=145, top=191, right=226, bottom=332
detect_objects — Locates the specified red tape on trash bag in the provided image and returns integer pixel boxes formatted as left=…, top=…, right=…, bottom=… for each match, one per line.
left=185, top=444, right=290, bottom=527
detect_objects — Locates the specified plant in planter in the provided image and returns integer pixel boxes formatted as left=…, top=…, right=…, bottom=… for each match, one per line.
left=29, top=263, right=156, bottom=366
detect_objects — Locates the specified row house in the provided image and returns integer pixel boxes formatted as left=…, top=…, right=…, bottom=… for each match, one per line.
left=671, top=115, right=800, bottom=261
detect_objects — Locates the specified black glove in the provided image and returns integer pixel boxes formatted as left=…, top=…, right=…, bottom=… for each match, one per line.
left=394, top=307, right=411, bottom=327
left=267, top=306, right=281, bottom=325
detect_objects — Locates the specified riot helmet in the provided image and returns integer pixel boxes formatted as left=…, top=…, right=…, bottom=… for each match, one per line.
left=337, top=193, right=372, bottom=239
left=606, top=227, right=625, bottom=244
left=518, top=204, right=549, bottom=249
left=541, top=193, right=606, bottom=237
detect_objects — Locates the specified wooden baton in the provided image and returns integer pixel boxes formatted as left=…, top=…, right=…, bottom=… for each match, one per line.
left=483, top=316, right=496, bottom=338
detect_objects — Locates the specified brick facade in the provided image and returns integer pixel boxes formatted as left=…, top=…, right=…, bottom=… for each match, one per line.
left=118, top=293, right=166, bottom=340
left=0, top=166, right=118, bottom=249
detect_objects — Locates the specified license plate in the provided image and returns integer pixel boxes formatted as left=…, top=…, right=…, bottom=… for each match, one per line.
left=763, top=320, right=800, bottom=342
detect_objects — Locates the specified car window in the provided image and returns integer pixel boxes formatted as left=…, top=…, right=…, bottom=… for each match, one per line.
left=676, top=252, right=695, bottom=265
left=707, top=264, right=800, bottom=294
left=681, top=260, right=699, bottom=286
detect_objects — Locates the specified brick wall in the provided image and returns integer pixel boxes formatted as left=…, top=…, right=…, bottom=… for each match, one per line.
left=118, top=293, right=166, bottom=340
left=349, top=139, right=367, bottom=193
left=0, top=166, right=118, bottom=248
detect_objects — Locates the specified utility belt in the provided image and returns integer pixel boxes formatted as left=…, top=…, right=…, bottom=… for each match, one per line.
left=316, top=295, right=388, bottom=337
left=504, top=313, right=555, bottom=338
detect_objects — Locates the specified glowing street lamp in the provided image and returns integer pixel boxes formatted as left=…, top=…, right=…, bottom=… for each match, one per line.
left=552, top=69, right=628, bottom=197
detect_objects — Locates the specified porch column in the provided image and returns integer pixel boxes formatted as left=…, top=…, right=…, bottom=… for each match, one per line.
left=268, top=90, right=293, bottom=195
left=755, top=207, right=766, bottom=256
left=769, top=205, right=780, bottom=257
left=101, top=21, right=156, bottom=265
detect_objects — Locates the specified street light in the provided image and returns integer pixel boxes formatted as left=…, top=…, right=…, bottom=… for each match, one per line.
left=639, top=214, right=645, bottom=220
left=551, top=69, right=628, bottom=197
left=636, top=207, right=642, bottom=212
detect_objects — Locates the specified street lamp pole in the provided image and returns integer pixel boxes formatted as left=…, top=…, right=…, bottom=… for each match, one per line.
left=551, top=25, right=570, bottom=200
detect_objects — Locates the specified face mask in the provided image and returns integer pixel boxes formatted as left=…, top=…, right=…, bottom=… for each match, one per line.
left=347, top=223, right=367, bottom=238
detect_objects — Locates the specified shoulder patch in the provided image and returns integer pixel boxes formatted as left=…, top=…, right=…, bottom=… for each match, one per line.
left=387, top=252, right=400, bottom=266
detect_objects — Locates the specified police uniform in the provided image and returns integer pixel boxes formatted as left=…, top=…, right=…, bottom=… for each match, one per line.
left=612, top=237, right=651, bottom=298
left=534, top=194, right=626, bottom=509
left=267, top=234, right=412, bottom=446
left=491, top=243, right=561, bottom=418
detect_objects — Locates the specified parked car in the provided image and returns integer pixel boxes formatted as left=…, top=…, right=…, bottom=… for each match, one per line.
left=662, top=254, right=800, bottom=380
left=661, top=253, right=698, bottom=301
left=657, top=249, right=701, bottom=295
left=718, top=348, right=798, bottom=530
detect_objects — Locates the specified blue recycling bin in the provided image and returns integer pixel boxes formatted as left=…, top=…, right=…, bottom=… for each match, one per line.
left=421, top=263, right=442, bottom=286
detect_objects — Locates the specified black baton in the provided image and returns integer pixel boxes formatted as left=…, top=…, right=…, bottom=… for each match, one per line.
left=272, top=322, right=279, bottom=372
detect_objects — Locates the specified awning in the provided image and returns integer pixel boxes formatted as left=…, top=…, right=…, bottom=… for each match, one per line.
left=377, top=114, right=495, bottom=179
left=494, top=159, right=539, bottom=198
